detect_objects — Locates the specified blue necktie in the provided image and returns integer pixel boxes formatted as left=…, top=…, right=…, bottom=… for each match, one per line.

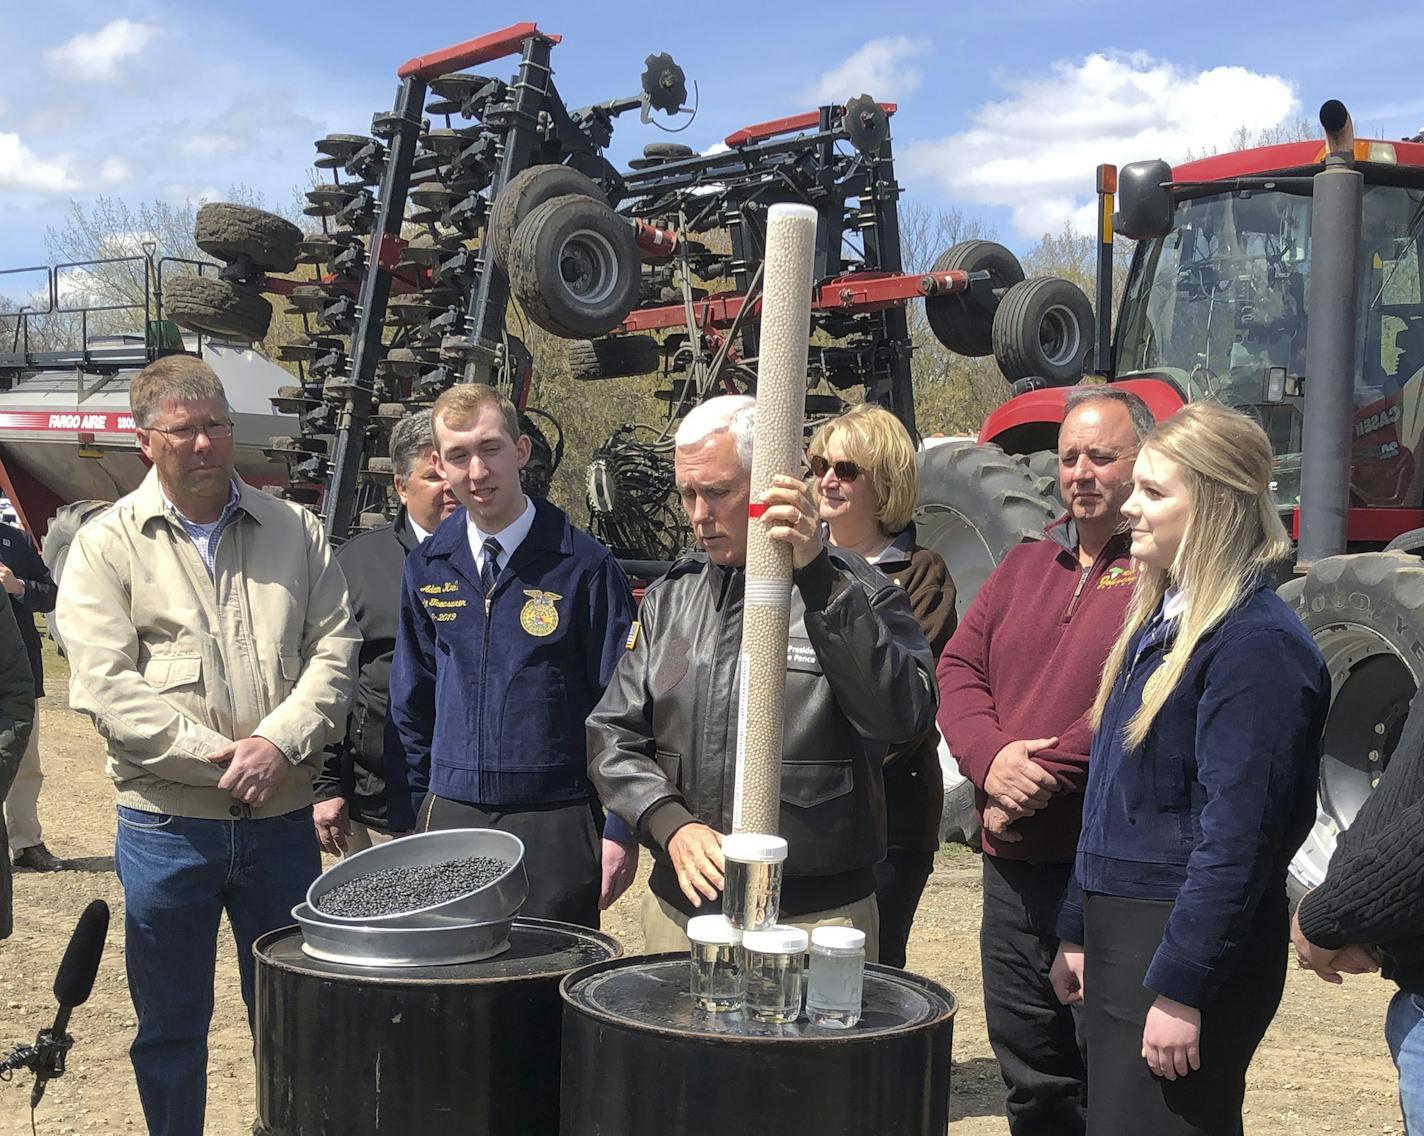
left=480, top=537, right=502, bottom=598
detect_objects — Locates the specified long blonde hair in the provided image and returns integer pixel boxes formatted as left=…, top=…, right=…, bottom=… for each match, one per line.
left=1090, top=402, right=1290, bottom=748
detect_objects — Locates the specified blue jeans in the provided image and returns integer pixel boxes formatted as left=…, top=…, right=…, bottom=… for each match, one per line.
left=114, top=805, right=319, bottom=1136
left=1387, top=989, right=1424, bottom=1134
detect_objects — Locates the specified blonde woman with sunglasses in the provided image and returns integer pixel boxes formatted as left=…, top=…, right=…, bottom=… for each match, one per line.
left=1050, top=401, right=1330, bottom=1134
left=807, top=403, right=957, bottom=967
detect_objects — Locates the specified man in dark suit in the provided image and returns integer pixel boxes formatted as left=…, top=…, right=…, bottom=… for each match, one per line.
left=0, top=520, right=61, bottom=871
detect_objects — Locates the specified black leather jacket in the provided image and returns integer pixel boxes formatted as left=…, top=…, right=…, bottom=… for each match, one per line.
left=587, top=547, right=937, bottom=916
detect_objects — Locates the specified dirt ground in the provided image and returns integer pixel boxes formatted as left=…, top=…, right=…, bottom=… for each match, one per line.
left=0, top=645, right=1407, bottom=1134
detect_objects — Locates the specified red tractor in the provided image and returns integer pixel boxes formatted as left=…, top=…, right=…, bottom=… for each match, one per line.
left=917, top=102, right=1424, bottom=891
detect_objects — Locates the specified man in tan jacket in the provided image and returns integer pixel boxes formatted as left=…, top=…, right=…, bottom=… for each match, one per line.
left=57, top=355, right=358, bottom=1136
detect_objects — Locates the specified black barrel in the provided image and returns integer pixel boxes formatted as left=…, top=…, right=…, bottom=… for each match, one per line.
left=560, top=955, right=957, bottom=1135
left=254, top=918, right=621, bottom=1136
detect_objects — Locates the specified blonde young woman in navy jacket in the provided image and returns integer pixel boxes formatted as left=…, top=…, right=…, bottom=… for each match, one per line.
left=1050, top=402, right=1330, bottom=1135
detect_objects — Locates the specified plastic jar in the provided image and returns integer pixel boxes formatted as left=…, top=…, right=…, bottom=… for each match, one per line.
left=806, top=926, right=866, bottom=1029
left=686, top=914, right=744, bottom=1012
left=742, top=925, right=808, bottom=1023
left=720, top=833, right=788, bottom=931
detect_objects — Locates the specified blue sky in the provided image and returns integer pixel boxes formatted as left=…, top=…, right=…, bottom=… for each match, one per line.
left=2, top=0, right=1420, bottom=277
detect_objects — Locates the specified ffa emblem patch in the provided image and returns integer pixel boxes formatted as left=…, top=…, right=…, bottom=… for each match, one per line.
left=1097, top=565, right=1137, bottom=589
left=1142, top=666, right=1168, bottom=703
left=519, top=589, right=562, bottom=637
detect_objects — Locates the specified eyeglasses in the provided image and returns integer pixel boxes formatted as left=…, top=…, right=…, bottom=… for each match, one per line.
left=1059, top=448, right=1136, bottom=469
left=809, top=455, right=862, bottom=482
left=148, top=421, right=235, bottom=443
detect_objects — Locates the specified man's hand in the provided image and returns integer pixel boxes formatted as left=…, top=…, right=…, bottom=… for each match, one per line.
left=982, top=803, right=1022, bottom=844
left=1291, top=907, right=1380, bottom=984
left=1050, top=942, right=1084, bottom=1005
left=207, top=736, right=290, bottom=807
left=312, top=797, right=350, bottom=855
left=1142, top=995, right=1201, bottom=1080
left=759, top=474, right=824, bottom=570
left=985, top=737, right=1061, bottom=816
left=0, top=563, right=23, bottom=598
left=599, top=838, right=640, bottom=910
left=667, top=822, right=725, bottom=907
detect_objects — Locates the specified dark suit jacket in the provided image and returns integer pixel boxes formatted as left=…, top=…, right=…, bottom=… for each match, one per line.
left=0, top=523, right=56, bottom=697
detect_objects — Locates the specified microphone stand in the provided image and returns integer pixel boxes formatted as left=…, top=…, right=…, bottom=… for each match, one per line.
left=0, top=1010, right=74, bottom=1106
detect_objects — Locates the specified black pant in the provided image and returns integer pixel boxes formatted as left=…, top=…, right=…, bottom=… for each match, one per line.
left=1083, top=891, right=1288, bottom=1136
left=421, top=795, right=602, bottom=928
left=981, top=855, right=1086, bottom=1136
left=873, top=850, right=934, bottom=968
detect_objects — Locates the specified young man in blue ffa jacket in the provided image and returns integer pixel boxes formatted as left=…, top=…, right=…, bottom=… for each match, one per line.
left=389, top=383, right=639, bottom=927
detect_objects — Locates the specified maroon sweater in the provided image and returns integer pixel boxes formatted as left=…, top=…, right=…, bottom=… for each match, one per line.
left=936, top=518, right=1135, bottom=862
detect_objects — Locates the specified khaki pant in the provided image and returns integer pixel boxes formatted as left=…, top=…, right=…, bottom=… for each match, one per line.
left=640, top=887, right=881, bottom=962
left=4, top=719, right=41, bottom=853
left=343, top=821, right=396, bottom=856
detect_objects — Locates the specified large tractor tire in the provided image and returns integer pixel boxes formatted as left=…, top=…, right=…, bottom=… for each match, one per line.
left=1019, top=449, right=1061, bottom=498
left=508, top=195, right=641, bottom=339
left=41, top=499, right=112, bottom=657
left=992, top=276, right=1095, bottom=385
left=924, top=241, right=1024, bottom=358
left=915, top=440, right=1060, bottom=618
left=165, top=276, right=272, bottom=342
left=1278, top=551, right=1424, bottom=906
left=487, top=164, right=609, bottom=275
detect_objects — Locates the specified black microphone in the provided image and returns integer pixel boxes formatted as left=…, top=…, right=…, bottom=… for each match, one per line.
left=30, top=899, right=109, bottom=1108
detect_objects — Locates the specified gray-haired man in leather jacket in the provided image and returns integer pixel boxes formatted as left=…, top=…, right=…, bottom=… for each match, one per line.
left=587, top=395, right=937, bottom=959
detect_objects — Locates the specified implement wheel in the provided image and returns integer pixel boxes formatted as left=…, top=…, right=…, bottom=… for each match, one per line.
left=487, top=165, right=608, bottom=275
left=165, top=276, right=272, bottom=342
left=508, top=196, right=640, bottom=339
left=195, top=203, right=302, bottom=274
left=924, top=241, right=1023, bottom=358
left=567, top=336, right=660, bottom=380
left=992, top=276, right=1094, bottom=385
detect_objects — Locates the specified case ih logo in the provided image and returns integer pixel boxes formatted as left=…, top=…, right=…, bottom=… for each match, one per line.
left=1355, top=405, right=1402, bottom=437
left=0, top=411, right=136, bottom=433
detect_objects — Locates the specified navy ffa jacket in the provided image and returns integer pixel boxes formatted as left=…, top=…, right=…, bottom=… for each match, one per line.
left=0, top=523, right=56, bottom=697
left=389, top=498, right=635, bottom=808
left=1058, top=582, right=1329, bottom=1008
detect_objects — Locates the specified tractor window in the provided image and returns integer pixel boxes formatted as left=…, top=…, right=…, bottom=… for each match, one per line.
left=1117, top=182, right=1424, bottom=509
left=1117, top=190, right=1311, bottom=405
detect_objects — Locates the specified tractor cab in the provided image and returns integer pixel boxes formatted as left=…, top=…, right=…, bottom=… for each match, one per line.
left=1113, top=141, right=1424, bottom=524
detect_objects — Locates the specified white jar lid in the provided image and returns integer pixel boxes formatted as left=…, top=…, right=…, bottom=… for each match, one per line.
left=721, top=833, right=789, bottom=863
left=742, top=925, right=809, bottom=954
left=686, top=914, right=742, bottom=946
left=811, top=926, right=866, bottom=951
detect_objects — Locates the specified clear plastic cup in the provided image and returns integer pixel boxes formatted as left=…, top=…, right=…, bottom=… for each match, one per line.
left=742, top=925, right=808, bottom=1023
left=721, top=833, right=788, bottom=931
left=687, top=914, right=744, bottom=1012
left=806, top=926, right=866, bottom=1029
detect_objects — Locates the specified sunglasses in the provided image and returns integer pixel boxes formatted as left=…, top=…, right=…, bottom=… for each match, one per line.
left=809, top=455, right=862, bottom=482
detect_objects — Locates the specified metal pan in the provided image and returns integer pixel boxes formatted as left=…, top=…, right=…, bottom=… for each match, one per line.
left=306, top=828, right=527, bottom=928
left=292, top=902, right=514, bottom=967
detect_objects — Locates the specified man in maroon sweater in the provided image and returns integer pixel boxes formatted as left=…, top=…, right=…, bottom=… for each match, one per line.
left=938, top=387, right=1154, bottom=1136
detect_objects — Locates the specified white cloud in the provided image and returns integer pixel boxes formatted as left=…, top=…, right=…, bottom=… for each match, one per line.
left=800, top=36, right=928, bottom=105
left=45, top=19, right=161, bottom=84
left=0, top=133, right=79, bottom=193
left=903, top=53, right=1300, bottom=239
left=0, top=133, right=134, bottom=196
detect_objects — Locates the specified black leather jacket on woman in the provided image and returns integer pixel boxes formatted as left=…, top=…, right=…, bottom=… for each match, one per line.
left=587, top=546, right=937, bottom=917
